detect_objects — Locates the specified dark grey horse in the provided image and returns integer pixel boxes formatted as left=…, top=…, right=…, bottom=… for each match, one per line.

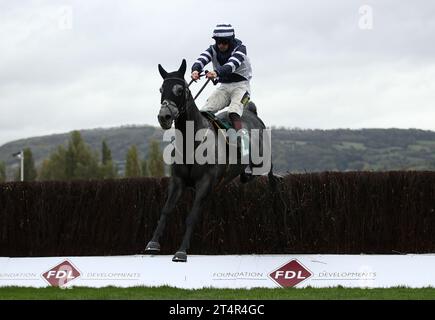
left=145, top=59, right=277, bottom=262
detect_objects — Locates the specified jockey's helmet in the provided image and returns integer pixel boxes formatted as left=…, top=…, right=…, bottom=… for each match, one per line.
left=212, top=23, right=235, bottom=41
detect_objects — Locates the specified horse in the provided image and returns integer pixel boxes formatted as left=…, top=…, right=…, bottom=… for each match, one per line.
left=145, top=59, right=278, bottom=262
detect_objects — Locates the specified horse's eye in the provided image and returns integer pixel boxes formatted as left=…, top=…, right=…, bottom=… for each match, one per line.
left=172, top=84, right=184, bottom=96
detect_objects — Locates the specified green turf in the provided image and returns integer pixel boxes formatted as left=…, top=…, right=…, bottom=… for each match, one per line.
left=1, top=286, right=435, bottom=300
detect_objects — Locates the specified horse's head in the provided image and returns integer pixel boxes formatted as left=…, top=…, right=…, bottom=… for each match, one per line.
left=157, top=59, right=188, bottom=129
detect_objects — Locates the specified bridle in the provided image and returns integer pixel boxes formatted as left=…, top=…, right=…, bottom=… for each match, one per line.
left=160, top=75, right=216, bottom=162
left=160, top=72, right=210, bottom=122
left=160, top=77, right=191, bottom=122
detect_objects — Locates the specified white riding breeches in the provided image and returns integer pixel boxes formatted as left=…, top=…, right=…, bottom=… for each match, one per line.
left=201, top=80, right=250, bottom=116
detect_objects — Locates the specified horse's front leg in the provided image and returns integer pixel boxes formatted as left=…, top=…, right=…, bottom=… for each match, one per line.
left=172, top=174, right=213, bottom=262
left=145, top=176, right=185, bottom=253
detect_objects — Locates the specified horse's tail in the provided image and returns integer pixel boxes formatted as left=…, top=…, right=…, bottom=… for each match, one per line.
left=268, top=162, right=288, bottom=221
left=267, top=145, right=285, bottom=192
left=245, top=100, right=282, bottom=189
left=267, top=162, right=277, bottom=190
left=267, top=159, right=284, bottom=192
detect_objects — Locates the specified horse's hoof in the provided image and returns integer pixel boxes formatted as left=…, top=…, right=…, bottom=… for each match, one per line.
left=172, top=251, right=187, bottom=262
left=144, top=241, right=161, bottom=254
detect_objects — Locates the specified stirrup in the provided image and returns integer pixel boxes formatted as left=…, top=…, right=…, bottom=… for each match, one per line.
left=226, top=129, right=250, bottom=165
left=226, top=129, right=238, bottom=146
left=244, top=165, right=253, bottom=175
left=239, top=129, right=250, bottom=158
left=227, top=130, right=249, bottom=150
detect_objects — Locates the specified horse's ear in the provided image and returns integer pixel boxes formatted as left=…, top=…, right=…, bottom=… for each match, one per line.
left=178, top=59, right=187, bottom=76
left=158, top=64, right=168, bottom=79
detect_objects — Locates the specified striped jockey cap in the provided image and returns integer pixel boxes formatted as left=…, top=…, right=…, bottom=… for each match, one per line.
left=212, top=23, right=235, bottom=39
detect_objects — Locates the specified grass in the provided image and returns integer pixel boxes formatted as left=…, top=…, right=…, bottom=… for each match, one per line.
left=1, top=286, right=435, bottom=300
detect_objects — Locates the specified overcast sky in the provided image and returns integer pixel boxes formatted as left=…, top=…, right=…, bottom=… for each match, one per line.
left=1, top=0, right=435, bottom=146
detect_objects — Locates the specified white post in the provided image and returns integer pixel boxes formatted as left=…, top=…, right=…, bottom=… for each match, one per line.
left=12, top=150, right=25, bottom=182
left=20, top=150, right=24, bottom=182
left=21, top=150, right=24, bottom=181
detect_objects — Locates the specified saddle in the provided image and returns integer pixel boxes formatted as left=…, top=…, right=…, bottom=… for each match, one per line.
left=200, top=101, right=260, bottom=131
left=200, top=111, right=240, bottom=147
left=200, top=111, right=232, bottom=131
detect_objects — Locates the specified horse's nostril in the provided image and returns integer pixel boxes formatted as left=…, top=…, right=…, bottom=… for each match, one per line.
left=165, top=115, right=171, bottom=121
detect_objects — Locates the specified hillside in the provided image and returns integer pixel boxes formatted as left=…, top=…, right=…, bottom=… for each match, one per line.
left=1, top=126, right=435, bottom=179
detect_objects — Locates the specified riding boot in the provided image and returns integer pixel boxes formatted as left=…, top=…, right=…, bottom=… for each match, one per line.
left=228, top=112, right=245, bottom=150
left=229, top=113, right=251, bottom=174
left=227, top=112, right=241, bottom=147
left=229, top=112, right=242, bottom=131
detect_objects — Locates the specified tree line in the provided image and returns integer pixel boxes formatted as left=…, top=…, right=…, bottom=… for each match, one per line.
left=0, top=131, right=165, bottom=182
left=0, top=161, right=5, bottom=182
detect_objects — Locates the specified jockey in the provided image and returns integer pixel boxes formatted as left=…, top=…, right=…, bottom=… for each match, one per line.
left=191, top=23, right=252, bottom=141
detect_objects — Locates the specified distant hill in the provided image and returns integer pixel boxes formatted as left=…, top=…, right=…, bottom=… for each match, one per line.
left=1, top=126, right=435, bottom=180
left=0, top=125, right=163, bottom=179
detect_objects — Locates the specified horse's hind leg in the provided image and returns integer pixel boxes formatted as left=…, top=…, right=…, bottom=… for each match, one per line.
left=172, top=175, right=212, bottom=262
left=145, top=176, right=184, bottom=253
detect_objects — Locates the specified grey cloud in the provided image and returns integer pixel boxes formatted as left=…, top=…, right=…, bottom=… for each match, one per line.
left=1, top=0, right=435, bottom=146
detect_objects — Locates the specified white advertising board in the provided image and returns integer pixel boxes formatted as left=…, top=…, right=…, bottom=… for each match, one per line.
left=1, top=254, right=434, bottom=289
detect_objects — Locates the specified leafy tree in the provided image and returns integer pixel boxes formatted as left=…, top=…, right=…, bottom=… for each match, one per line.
left=38, top=159, right=52, bottom=181
left=100, top=140, right=117, bottom=179
left=65, top=131, right=99, bottom=179
left=102, top=140, right=112, bottom=165
left=125, top=145, right=141, bottom=177
left=38, top=146, right=68, bottom=180
left=146, top=140, right=165, bottom=177
left=14, top=148, right=37, bottom=181
left=0, top=161, right=6, bottom=182
left=38, top=131, right=99, bottom=181
left=141, top=159, right=149, bottom=177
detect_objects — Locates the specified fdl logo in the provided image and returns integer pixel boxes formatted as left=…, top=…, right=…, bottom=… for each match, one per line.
left=269, top=259, right=312, bottom=288
left=42, top=260, right=81, bottom=287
